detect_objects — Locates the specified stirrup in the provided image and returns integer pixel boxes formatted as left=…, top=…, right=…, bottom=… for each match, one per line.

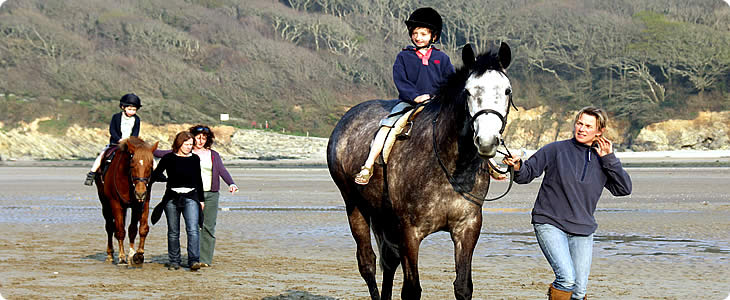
left=354, top=166, right=373, bottom=185
left=396, top=121, right=414, bottom=140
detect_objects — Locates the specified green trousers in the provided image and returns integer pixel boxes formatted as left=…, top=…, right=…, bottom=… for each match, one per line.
left=200, top=191, right=219, bottom=265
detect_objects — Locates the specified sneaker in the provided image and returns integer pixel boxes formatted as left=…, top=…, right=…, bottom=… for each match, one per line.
left=167, top=263, right=180, bottom=270
left=190, top=262, right=202, bottom=271
left=199, top=263, right=210, bottom=268
left=84, top=172, right=96, bottom=186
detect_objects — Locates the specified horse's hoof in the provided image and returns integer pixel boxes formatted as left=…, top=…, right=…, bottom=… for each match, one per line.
left=117, top=259, right=128, bottom=266
left=132, top=253, right=144, bottom=265
left=105, top=257, right=114, bottom=263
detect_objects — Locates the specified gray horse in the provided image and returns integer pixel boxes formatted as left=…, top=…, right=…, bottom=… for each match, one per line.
left=327, top=43, right=513, bottom=300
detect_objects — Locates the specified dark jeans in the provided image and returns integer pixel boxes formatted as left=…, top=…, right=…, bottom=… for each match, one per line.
left=164, top=197, right=200, bottom=266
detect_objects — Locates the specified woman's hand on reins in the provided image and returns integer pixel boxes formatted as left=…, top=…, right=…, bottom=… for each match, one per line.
left=502, top=155, right=522, bottom=171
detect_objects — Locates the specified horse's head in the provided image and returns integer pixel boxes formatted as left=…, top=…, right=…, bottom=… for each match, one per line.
left=122, top=137, right=158, bottom=202
left=461, top=42, right=513, bottom=158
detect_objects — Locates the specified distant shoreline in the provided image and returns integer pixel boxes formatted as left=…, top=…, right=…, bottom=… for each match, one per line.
left=2, top=151, right=729, bottom=168
left=0, top=158, right=329, bottom=168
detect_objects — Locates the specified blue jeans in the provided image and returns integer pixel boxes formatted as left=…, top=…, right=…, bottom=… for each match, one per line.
left=164, top=197, right=200, bottom=266
left=534, top=223, right=593, bottom=299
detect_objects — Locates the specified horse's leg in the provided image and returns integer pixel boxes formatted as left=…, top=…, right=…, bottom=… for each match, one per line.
left=399, top=232, right=422, bottom=300
left=346, top=204, right=380, bottom=300
left=131, top=200, right=150, bottom=266
left=378, top=233, right=401, bottom=300
left=451, top=219, right=481, bottom=300
left=99, top=195, right=115, bottom=263
left=127, top=204, right=140, bottom=266
left=105, top=222, right=115, bottom=263
left=112, top=203, right=128, bottom=265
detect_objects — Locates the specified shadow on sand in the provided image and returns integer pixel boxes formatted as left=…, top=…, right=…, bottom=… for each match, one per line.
left=83, top=252, right=171, bottom=266
left=262, top=290, right=337, bottom=300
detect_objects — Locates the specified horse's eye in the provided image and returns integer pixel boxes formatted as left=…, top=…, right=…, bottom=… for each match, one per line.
left=505, top=88, right=512, bottom=96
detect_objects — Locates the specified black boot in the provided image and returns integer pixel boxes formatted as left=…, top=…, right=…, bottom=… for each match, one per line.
left=84, top=171, right=96, bottom=186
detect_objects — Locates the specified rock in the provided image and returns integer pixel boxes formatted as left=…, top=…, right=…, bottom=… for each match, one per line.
left=632, top=111, right=730, bottom=151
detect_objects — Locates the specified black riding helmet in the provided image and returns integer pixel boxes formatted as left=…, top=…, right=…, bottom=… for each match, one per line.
left=119, top=93, right=142, bottom=108
left=405, top=7, right=443, bottom=44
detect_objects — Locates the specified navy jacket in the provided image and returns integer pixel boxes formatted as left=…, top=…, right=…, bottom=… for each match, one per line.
left=109, top=112, right=140, bottom=145
left=514, top=138, right=632, bottom=235
left=393, top=46, right=455, bottom=104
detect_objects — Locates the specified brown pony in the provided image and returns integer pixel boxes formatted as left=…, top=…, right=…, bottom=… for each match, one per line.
left=95, top=136, right=158, bottom=266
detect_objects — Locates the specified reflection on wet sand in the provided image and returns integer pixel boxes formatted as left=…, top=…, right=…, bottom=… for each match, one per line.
left=0, top=166, right=728, bottom=299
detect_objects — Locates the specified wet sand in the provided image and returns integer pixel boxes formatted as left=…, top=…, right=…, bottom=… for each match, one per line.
left=0, top=166, right=728, bottom=299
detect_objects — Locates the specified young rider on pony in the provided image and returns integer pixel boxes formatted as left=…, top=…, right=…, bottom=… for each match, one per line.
left=84, top=93, right=142, bottom=186
left=354, top=7, right=504, bottom=185
left=354, top=7, right=453, bottom=185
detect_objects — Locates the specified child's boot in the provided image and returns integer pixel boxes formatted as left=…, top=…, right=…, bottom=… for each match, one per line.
left=84, top=171, right=96, bottom=186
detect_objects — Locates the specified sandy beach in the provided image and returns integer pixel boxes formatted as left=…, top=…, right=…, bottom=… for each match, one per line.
left=0, top=165, right=728, bottom=299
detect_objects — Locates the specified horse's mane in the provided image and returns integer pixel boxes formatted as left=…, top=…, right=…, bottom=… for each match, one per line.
left=119, top=137, right=154, bottom=162
left=434, top=46, right=505, bottom=112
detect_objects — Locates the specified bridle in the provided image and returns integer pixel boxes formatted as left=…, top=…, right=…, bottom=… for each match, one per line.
left=127, top=154, right=151, bottom=202
left=468, top=91, right=517, bottom=136
left=432, top=90, right=518, bottom=207
left=131, top=174, right=150, bottom=185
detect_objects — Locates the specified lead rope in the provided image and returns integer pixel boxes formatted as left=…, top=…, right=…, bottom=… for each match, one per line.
left=432, top=112, right=515, bottom=207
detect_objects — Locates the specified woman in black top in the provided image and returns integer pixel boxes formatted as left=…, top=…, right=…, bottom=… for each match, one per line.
left=151, top=131, right=205, bottom=271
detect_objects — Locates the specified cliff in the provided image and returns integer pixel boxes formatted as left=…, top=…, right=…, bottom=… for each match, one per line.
left=503, top=108, right=730, bottom=151
left=0, top=108, right=728, bottom=162
left=0, top=121, right=327, bottom=162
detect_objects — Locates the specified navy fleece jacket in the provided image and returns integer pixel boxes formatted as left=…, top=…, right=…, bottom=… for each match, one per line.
left=514, top=138, right=632, bottom=235
left=393, top=46, right=455, bottom=104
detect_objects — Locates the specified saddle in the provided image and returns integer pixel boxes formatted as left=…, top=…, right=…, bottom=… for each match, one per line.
left=99, top=145, right=119, bottom=182
left=396, top=104, right=426, bottom=140
left=388, top=100, right=429, bottom=141
left=379, top=101, right=429, bottom=165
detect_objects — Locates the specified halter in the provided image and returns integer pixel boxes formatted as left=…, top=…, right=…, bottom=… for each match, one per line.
left=131, top=175, right=150, bottom=185
left=432, top=93, right=518, bottom=206
left=467, top=92, right=517, bottom=135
